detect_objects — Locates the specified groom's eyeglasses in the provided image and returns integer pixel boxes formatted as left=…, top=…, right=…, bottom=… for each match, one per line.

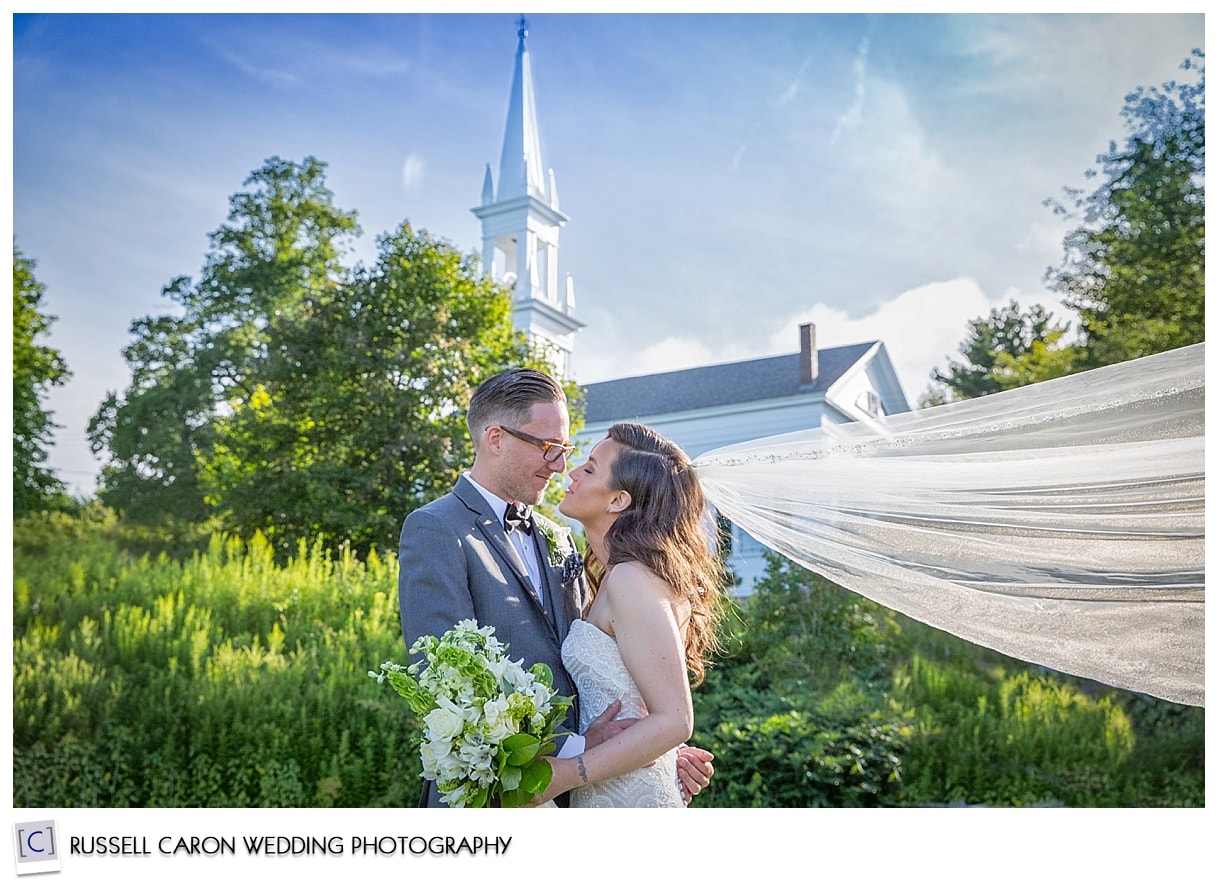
left=497, top=425, right=575, bottom=463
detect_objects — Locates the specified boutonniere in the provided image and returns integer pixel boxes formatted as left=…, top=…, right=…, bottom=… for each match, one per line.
left=534, top=519, right=573, bottom=567
left=560, top=552, right=584, bottom=584
left=535, top=520, right=584, bottom=583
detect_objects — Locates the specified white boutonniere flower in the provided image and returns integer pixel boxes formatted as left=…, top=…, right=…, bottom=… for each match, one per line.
left=535, top=519, right=584, bottom=583
left=534, top=519, right=573, bottom=567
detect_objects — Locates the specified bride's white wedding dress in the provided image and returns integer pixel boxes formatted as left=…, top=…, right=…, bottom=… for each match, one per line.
left=560, top=619, right=685, bottom=808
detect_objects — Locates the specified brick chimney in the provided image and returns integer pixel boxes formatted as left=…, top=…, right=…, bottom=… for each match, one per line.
left=800, top=322, right=818, bottom=386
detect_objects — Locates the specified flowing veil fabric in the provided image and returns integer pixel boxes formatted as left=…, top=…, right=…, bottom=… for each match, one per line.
left=693, top=343, right=1204, bottom=706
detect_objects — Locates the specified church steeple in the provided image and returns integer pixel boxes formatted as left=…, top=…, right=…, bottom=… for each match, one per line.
left=495, top=16, right=550, bottom=205
left=473, top=16, right=582, bottom=377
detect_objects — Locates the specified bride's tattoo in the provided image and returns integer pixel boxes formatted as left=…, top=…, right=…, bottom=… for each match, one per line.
left=576, top=755, right=588, bottom=784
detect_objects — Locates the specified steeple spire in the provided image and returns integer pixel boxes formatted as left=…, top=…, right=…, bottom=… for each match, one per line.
left=495, top=15, right=550, bottom=205
left=473, top=17, right=582, bottom=377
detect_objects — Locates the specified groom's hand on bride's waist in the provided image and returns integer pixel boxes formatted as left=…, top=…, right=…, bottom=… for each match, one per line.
left=582, top=699, right=640, bottom=749
left=677, top=745, right=714, bottom=804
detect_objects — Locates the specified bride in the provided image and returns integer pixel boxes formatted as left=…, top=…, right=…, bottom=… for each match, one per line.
left=538, top=422, right=727, bottom=807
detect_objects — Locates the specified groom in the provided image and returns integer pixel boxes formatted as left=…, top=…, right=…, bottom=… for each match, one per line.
left=398, top=367, right=713, bottom=807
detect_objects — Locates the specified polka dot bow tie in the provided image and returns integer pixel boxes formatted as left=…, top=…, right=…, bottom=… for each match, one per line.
left=503, top=502, right=534, bottom=535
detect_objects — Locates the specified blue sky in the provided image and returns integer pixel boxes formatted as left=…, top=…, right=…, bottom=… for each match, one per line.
left=9, top=10, right=1206, bottom=495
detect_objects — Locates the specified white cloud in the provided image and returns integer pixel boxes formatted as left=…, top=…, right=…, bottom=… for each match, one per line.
left=776, top=55, right=813, bottom=107
left=770, top=279, right=1007, bottom=400
left=576, top=279, right=1013, bottom=405
left=831, top=37, right=869, bottom=142
left=401, top=153, right=426, bottom=190
left=832, top=68, right=956, bottom=224
left=210, top=46, right=298, bottom=88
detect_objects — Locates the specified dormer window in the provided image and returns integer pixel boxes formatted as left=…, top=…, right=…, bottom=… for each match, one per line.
left=856, top=390, right=881, bottom=417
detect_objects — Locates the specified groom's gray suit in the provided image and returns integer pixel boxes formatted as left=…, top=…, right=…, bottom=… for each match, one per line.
left=398, top=475, right=588, bottom=808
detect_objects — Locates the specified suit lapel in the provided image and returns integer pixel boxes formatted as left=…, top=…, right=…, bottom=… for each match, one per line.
left=533, top=515, right=584, bottom=639
left=532, top=530, right=562, bottom=626
left=455, top=477, right=559, bottom=637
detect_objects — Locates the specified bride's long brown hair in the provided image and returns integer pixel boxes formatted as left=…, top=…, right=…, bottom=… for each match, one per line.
left=584, top=422, right=727, bottom=686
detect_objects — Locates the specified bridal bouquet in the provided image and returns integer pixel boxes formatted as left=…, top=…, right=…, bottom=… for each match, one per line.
left=371, top=619, right=572, bottom=807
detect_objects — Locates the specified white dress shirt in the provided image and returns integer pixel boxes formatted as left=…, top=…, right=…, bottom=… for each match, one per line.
left=465, top=474, right=543, bottom=604
left=464, top=474, right=585, bottom=758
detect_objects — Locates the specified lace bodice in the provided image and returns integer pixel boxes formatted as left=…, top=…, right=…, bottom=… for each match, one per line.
left=560, top=619, right=684, bottom=808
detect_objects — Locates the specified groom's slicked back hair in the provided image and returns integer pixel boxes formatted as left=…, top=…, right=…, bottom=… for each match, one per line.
left=467, top=368, right=567, bottom=445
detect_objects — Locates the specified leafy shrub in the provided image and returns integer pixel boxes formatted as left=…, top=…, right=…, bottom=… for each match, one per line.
left=13, top=523, right=422, bottom=807
left=692, top=666, right=910, bottom=807
left=734, top=554, right=903, bottom=693
left=890, top=655, right=1145, bottom=806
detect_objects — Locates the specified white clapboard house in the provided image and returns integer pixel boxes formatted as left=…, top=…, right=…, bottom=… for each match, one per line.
left=577, top=326, right=910, bottom=593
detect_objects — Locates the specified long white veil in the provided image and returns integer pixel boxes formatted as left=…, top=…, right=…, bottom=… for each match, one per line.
left=693, top=343, right=1204, bottom=707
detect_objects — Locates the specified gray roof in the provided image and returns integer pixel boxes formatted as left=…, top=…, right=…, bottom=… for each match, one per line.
left=581, top=341, right=877, bottom=422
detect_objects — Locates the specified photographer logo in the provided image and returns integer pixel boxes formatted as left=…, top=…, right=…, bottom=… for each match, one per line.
left=12, top=820, right=61, bottom=876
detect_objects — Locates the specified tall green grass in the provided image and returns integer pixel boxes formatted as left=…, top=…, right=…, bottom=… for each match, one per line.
left=886, top=628, right=1203, bottom=807
left=13, top=515, right=1203, bottom=808
left=892, top=655, right=1134, bottom=805
left=14, top=519, right=422, bottom=807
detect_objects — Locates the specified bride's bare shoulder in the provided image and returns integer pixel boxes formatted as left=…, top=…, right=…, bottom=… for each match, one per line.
left=604, top=559, right=663, bottom=586
left=602, top=561, right=677, bottom=604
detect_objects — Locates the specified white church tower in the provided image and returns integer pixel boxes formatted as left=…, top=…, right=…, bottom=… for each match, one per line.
left=473, top=17, right=583, bottom=377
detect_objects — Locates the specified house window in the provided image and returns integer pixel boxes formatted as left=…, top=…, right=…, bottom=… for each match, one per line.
left=855, top=390, right=881, bottom=417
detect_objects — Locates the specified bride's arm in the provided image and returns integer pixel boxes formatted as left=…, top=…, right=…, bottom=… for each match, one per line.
left=540, top=562, right=693, bottom=801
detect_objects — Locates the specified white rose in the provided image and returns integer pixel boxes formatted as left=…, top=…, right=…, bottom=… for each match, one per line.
left=424, top=699, right=465, bottom=742
left=482, top=696, right=509, bottom=726
left=486, top=714, right=517, bottom=743
left=420, top=738, right=452, bottom=778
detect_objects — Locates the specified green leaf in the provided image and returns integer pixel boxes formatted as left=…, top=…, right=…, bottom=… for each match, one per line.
left=503, top=733, right=541, bottom=766
left=530, top=663, right=555, bottom=688
left=498, top=765, right=523, bottom=792
left=497, top=785, right=530, bottom=808
left=519, top=758, right=553, bottom=794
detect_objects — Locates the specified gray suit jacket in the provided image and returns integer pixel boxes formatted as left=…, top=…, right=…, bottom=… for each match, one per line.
left=398, top=475, right=588, bottom=807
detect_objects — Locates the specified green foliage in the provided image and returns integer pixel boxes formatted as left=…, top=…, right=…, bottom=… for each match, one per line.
left=12, top=245, right=72, bottom=514
left=1047, top=52, right=1204, bottom=368
left=88, top=156, right=555, bottom=557
left=13, top=517, right=422, bottom=807
left=691, top=558, right=911, bottom=807
left=199, top=218, right=536, bottom=557
left=89, top=154, right=359, bottom=524
left=692, top=551, right=1203, bottom=807
left=14, top=520, right=1202, bottom=808
left=890, top=656, right=1138, bottom=806
left=12, top=502, right=220, bottom=567
left=737, top=552, right=903, bottom=691
left=875, top=615, right=1201, bottom=807
left=921, top=299, right=1078, bottom=405
left=88, top=313, right=216, bottom=524
left=692, top=665, right=910, bottom=807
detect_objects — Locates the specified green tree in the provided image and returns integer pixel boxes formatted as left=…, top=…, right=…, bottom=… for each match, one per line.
left=201, top=220, right=543, bottom=555
left=88, top=313, right=215, bottom=522
left=12, top=246, right=71, bottom=514
left=921, top=300, right=1077, bottom=405
left=736, top=552, right=902, bottom=695
left=90, top=156, right=361, bottom=524
left=90, top=155, right=562, bottom=554
left=1045, top=51, right=1204, bottom=367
